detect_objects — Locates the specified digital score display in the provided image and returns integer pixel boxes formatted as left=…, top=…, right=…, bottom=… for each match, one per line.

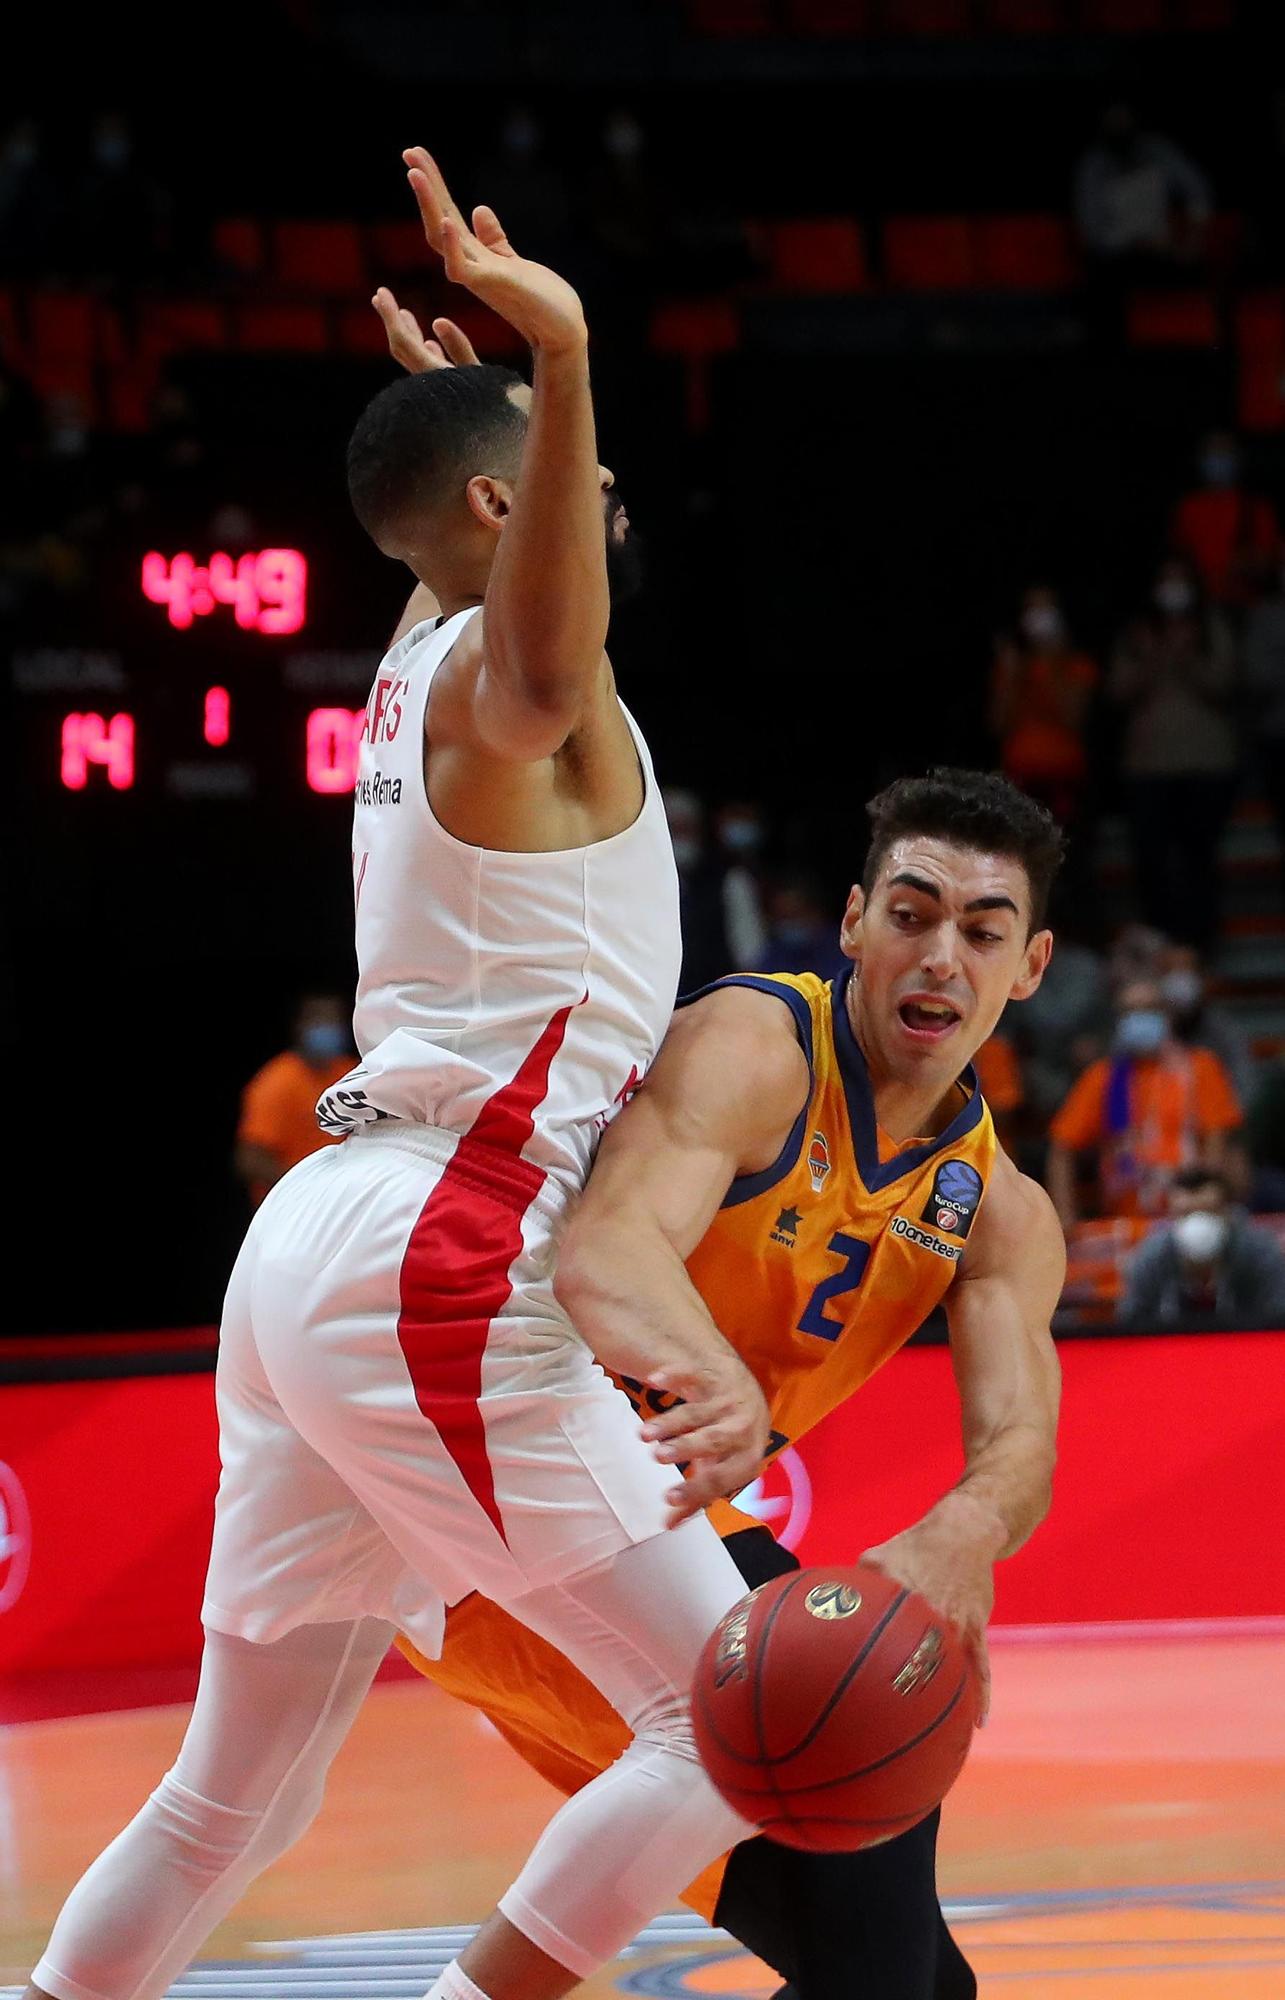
left=22, top=549, right=379, bottom=802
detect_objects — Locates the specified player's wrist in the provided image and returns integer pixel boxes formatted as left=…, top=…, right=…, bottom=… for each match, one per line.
left=931, top=1487, right=1009, bottom=1558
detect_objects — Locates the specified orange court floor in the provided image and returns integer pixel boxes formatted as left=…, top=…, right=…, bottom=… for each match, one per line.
left=3, top=1627, right=1283, bottom=2000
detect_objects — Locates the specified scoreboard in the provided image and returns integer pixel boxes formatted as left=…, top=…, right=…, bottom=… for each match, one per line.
left=20, top=548, right=381, bottom=803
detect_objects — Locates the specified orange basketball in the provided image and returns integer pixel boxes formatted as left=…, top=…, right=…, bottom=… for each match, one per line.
left=692, top=1561, right=980, bottom=1851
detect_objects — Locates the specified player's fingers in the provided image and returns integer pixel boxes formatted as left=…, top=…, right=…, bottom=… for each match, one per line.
left=432, top=317, right=480, bottom=365
left=472, top=203, right=516, bottom=256
left=971, top=1632, right=992, bottom=1728
left=640, top=1399, right=716, bottom=1443
left=403, top=148, right=469, bottom=238
left=652, top=1419, right=739, bottom=1463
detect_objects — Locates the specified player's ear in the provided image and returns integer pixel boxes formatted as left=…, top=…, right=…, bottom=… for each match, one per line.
left=1009, top=927, right=1052, bottom=1002
left=465, top=474, right=512, bottom=533
left=840, top=883, right=865, bottom=964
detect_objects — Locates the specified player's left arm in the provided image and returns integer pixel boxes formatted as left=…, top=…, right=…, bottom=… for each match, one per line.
left=862, top=1156, right=1064, bottom=1720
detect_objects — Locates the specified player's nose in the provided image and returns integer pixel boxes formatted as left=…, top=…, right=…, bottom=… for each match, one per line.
left=599, top=464, right=615, bottom=490
left=921, top=928, right=961, bottom=980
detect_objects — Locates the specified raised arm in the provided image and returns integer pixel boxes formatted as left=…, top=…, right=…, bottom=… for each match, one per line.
left=403, top=149, right=612, bottom=760
left=863, top=1156, right=1063, bottom=1719
left=554, top=986, right=811, bottom=1520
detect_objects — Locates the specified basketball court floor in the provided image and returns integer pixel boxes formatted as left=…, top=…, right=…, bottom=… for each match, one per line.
left=4, top=1626, right=1282, bottom=2000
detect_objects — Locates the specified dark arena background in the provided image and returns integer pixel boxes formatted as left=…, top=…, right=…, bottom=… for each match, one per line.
left=5, top=6, right=1285, bottom=1998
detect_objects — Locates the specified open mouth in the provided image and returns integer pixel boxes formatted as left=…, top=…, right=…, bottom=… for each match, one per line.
left=897, top=998, right=962, bottom=1040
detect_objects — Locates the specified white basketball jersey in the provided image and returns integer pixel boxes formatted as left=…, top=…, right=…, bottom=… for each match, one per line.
left=316, top=608, right=682, bottom=1194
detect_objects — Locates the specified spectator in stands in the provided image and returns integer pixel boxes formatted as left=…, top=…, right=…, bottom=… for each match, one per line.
left=665, top=787, right=731, bottom=990
left=584, top=108, right=668, bottom=279
left=754, top=872, right=844, bottom=982
left=1109, top=553, right=1239, bottom=950
left=1074, top=101, right=1212, bottom=273
left=973, top=1031, right=1023, bottom=1153
left=74, top=112, right=173, bottom=287
left=990, top=582, right=1098, bottom=892
left=0, top=116, right=64, bottom=278
left=1046, top=976, right=1242, bottom=1230
left=1244, top=555, right=1285, bottom=885
left=1008, top=902, right=1111, bottom=1124
left=714, top=801, right=769, bottom=970
left=1118, top=1166, right=1285, bottom=1328
left=1247, top=1058, right=1285, bottom=1213
left=477, top=108, right=571, bottom=268
left=1171, top=429, right=1281, bottom=610
left=235, top=995, right=354, bottom=1206
left=1158, top=939, right=1256, bottom=1110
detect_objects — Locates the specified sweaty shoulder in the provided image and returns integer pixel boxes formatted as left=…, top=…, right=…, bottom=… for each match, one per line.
left=964, top=1148, right=1066, bottom=1289
left=656, top=984, right=812, bottom=1173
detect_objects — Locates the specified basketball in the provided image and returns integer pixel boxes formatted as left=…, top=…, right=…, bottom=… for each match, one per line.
left=692, top=1562, right=981, bottom=1852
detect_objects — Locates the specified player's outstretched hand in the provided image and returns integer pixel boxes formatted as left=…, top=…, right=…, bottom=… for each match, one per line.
left=373, top=288, right=481, bottom=375
left=861, top=1490, right=1007, bottom=1726
left=402, top=146, right=588, bottom=358
left=640, top=1358, right=771, bottom=1528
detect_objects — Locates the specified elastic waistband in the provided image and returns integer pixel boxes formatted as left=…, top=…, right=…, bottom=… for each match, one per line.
left=349, top=1119, right=575, bottom=1222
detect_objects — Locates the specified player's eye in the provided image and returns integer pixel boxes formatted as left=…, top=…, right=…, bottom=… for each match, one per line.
left=891, top=907, right=920, bottom=926
left=971, top=929, right=1003, bottom=946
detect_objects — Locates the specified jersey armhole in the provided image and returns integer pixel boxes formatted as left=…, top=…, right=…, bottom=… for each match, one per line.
left=676, top=974, right=816, bottom=1209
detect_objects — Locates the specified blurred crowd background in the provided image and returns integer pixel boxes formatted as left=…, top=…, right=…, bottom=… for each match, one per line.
left=9, top=0, right=1285, bottom=1337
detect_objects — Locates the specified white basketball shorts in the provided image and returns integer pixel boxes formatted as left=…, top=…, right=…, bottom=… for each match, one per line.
left=201, top=1119, right=676, bottom=1662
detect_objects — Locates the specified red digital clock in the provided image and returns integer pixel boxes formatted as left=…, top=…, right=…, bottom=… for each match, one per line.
left=141, top=549, right=308, bottom=634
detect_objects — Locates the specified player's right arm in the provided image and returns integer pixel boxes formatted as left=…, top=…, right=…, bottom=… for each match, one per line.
left=554, top=986, right=812, bottom=1520
left=402, top=149, right=611, bottom=762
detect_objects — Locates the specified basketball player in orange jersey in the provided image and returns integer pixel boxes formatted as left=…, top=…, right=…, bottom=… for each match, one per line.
left=25, top=150, right=769, bottom=2000
left=400, top=769, right=1067, bottom=2000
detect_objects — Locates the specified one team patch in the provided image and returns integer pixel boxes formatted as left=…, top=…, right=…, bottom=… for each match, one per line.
left=920, top=1157, right=984, bottom=1240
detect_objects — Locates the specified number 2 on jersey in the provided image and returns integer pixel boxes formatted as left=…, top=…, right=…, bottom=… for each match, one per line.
left=797, top=1232, right=870, bottom=1342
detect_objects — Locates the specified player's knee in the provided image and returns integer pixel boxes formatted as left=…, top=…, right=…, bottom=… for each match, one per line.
left=148, top=1771, right=265, bottom=1886
left=149, top=1763, right=325, bottom=1881
left=629, top=1688, right=702, bottom=1766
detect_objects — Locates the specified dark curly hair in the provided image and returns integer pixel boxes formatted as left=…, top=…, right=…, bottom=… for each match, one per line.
left=862, top=767, right=1066, bottom=933
left=347, top=364, right=527, bottom=545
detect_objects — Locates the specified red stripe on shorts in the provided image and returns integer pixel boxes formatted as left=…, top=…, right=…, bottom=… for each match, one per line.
left=395, top=1003, right=577, bottom=1545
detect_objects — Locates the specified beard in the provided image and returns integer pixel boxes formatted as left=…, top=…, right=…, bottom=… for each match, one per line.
left=604, top=490, right=645, bottom=608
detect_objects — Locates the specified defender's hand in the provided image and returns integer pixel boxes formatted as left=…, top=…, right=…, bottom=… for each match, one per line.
left=402, top=146, right=588, bottom=357
left=640, top=1360, right=771, bottom=1528
left=373, top=287, right=481, bottom=374
left=861, top=1492, right=1006, bottom=1725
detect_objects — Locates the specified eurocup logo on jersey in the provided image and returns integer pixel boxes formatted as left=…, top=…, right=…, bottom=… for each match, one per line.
left=921, top=1158, right=983, bottom=1241
left=0, top=1461, right=33, bottom=1615
left=807, top=1131, right=832, bottom=1195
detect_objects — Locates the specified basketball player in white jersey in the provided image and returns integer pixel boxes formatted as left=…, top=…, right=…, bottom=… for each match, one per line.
left=25, top=150, right=767, bottom=2000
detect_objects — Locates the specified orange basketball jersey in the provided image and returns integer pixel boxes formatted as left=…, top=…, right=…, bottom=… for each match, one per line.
left=399, top=968, right=999, bottom=1920
left=615, top=968, right=997, bottom=1475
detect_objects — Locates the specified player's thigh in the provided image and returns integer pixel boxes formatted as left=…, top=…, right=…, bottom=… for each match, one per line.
left=173, top=1618, right=393, bottom=1810
left=498, top=1513, right=748, bottom=1734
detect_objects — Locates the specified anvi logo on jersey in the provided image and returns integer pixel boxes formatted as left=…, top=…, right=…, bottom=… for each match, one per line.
left=920, top=1158, right=984, bottom=1240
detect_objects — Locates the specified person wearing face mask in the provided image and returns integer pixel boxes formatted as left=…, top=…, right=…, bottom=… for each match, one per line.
left=715, top=802, right=770, bottom=971
left=1171, top=429, right=1280, bottom=609
left=1157, top=942, right=1256, bottom=1111
left=1108, top=555, right=1239, bottom=949
left=990, top=585, right=1099, bottom=866
left=234, top=994, right=355, bottom=1206
left=1244, top=556, right=1285, bottom=892
left=752, top=872, right=845, bottom=982
left=1046, top=977, right=1242, bottom=1231
left=1118, top=1167, right=1285, bottom=1328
